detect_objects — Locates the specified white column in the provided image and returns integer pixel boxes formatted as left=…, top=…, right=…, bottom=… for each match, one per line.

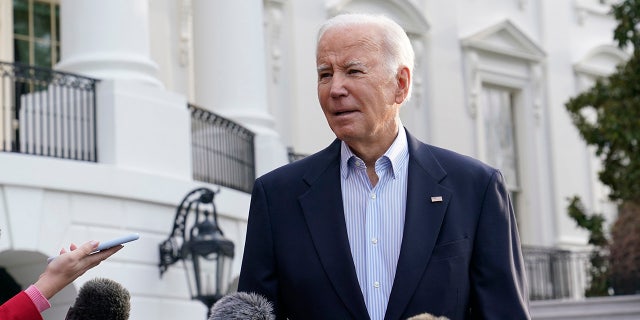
left=0, top=1, right=12, bottom=62
left=56, top=0, right=162, bottom=87
left=56, top=0, right=191, bottom=179
left=192, top=0, right=288, bottom=175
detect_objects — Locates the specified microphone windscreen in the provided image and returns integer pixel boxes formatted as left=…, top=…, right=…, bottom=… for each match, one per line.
left=407, top=313, right=450, bottom=320
left=65, top=277, right=131, bottom=320
left=209, top=291, right=274, bottom=320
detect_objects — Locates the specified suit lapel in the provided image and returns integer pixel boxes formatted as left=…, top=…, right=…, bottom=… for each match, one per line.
left=298, top=140, right=370, bottom=320
left=385, top=131, right=452, bottom=320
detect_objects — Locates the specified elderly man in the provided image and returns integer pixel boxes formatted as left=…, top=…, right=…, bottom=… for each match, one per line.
left=238, top=13, right=530, bottom=320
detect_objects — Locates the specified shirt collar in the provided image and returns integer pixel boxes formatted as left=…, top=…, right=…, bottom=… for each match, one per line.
left=340, top=126, right=409, bottom=179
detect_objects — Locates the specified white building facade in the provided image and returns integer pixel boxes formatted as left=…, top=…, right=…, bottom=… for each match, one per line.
left=0, top=0, right=630, bottom=318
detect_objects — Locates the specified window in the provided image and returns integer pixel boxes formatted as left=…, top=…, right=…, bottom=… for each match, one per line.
left=462, top=20, right=546, bottom=245
left=480, top=85, right=521, bottom=211
left=13, top=0, right=60, bottom=67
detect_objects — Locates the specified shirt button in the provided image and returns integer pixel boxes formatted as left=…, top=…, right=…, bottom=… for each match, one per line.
left=371, top=238, right=378, bottom=244
left=373, top=281, right=380, bottom=288
left=371, top=193, right=376, bottom=199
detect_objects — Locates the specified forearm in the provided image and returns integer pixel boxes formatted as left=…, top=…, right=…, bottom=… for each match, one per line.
left=33, top=272, right=66, bottom=300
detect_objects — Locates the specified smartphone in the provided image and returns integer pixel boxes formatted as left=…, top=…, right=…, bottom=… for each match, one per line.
left=47, top=233, right=140, bottom=263
left=95, top=233, right=140, bottom=251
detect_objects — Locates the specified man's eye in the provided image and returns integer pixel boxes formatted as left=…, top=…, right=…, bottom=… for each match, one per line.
left=319, top=73, right=332, bottom=79
left=348, top=69, right=362, bottom=75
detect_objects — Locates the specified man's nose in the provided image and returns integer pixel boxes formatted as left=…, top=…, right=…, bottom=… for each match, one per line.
left=329, top=74, right=348, bottom=98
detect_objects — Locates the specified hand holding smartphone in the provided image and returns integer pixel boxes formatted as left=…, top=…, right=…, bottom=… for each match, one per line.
left=47, top=233, right=140, bottom=263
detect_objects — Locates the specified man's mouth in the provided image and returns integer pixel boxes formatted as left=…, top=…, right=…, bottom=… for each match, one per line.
left=335, top=110, right=356, bottom=116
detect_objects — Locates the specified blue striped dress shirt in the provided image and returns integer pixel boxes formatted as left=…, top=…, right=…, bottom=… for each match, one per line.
left=340, top=127, right=409, bottom=320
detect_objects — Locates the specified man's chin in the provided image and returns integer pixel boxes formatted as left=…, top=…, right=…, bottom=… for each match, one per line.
left=331, top=128, right=355, bottom=141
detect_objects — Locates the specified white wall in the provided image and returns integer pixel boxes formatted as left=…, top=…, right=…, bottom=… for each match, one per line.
left=0, top=152, right=250, bottom=319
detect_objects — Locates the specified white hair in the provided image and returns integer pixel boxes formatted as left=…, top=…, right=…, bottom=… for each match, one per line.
left=317, top=13, right=415, bottom=101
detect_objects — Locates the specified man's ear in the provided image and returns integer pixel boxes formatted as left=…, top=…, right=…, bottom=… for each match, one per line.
left=395, top=66, right=411, bottom=104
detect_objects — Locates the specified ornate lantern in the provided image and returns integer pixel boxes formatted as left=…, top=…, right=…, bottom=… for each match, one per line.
left=158, top=188, right=234, bottom=316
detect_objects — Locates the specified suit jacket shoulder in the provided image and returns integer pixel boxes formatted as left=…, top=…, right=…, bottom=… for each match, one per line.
left=406, top=130, right=498, bottom=186
left=258, top=139, right=341, bottom=186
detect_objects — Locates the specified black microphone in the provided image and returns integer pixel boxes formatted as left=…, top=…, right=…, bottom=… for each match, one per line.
left=406, top=313, right=450, bottom=320
left=65, top=277, right=131, bottom=320
left=209, top=291, right=274, bottom=320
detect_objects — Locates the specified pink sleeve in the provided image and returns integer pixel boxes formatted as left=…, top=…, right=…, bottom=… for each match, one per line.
left=24, top=285, right=51, bottom=313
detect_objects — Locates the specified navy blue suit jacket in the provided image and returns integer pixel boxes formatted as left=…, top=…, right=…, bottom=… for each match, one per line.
left=238, top=130, right=530, bottom=320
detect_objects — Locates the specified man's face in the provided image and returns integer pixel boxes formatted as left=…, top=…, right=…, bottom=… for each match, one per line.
left=316, top=25, right=401, bottom=148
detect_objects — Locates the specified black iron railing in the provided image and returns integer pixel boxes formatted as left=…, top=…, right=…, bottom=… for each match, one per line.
left=190, top=104, right=255, bottom=193
left=523, top=246, right=591, bottom=300
left=287, top=147, right=308, bottom=163
left=0, top=61, right=98, bottom=161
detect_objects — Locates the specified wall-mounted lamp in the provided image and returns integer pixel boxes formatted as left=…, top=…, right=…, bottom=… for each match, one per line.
left=158, top=187, right=234, bottom=317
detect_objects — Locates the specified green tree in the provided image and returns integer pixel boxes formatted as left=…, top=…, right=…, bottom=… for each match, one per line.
left=565, top=0, right=640, bottom=295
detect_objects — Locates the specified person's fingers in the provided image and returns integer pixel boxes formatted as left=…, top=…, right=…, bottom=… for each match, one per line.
left=83, top=245, right=123, bottom=268
left=49, top=241, right=121, bottom=276
left=92, top=245, right=123, bottom=260
left=54, top=240, right=91, bottom=260
left=76, top=240, right=100, bottom=256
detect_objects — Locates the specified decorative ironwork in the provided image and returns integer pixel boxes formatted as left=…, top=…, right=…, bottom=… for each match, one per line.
left=0, top=61, right=98, bottom=161
left=158, top=187, right=235, bottom=316
left=287, top=146, right=308, bottom=163
left=189, top=104, right=255, bottom=193
left=523, top=246, right=591, bottom=300
left=159, top=187, right=223, bottom=274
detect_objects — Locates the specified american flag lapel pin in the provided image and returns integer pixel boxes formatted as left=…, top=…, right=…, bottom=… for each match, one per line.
left=430, top=196, right=443, bottom=203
